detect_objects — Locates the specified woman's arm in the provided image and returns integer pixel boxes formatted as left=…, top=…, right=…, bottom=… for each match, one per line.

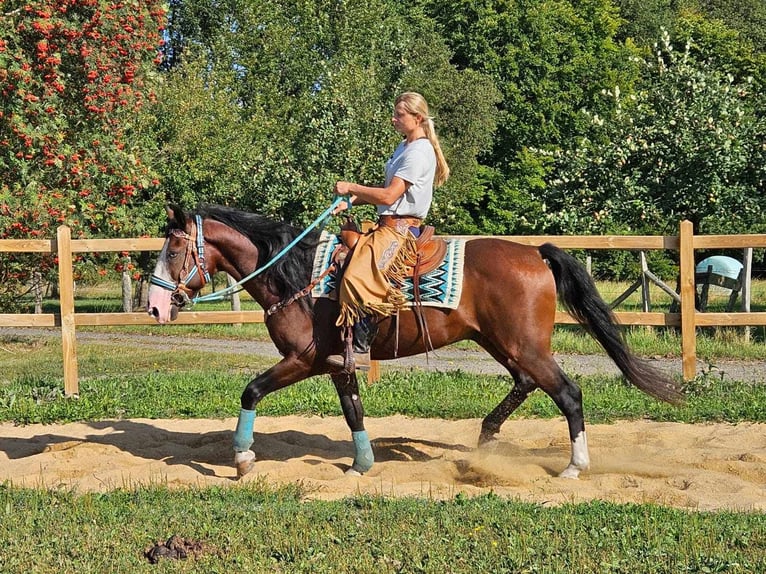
left=335, top=177, right=408, bottom=207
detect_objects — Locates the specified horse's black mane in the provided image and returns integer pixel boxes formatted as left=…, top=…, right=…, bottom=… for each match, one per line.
left=194, top=204, right=322, bottom=307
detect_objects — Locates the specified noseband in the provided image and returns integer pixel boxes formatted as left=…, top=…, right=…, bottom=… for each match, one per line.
left=150, top=214, right=211, bottom=307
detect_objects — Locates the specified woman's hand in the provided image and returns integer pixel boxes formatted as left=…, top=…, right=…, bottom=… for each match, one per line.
left=332, top=188, right=357, bottom=215
left=334, top=181, right=354, bottom=196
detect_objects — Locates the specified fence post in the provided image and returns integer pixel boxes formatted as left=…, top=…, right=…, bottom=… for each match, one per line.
left=679, top=220, right=696, bottom=380
left=57, top=225, right=79, bottom=396
left=121, top=268, right=133, bottom=312
left=639, top=251, right=650, bottom=312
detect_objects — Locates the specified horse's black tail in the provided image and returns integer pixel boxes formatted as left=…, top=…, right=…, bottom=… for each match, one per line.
left=539, top=243, right=683, bottom=404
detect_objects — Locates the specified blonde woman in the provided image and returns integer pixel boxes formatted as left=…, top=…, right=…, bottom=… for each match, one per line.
left=328, top=92, right=450, bottom=371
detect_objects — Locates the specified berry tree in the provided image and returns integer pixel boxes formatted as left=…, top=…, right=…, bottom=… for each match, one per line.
left=0, top=0, right=166, bottom=309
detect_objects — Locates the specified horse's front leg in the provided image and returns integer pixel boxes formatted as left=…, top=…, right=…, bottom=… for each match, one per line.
left=233, top=356, right=312, bottom=478
left=331, top=372, right=374, bottom=475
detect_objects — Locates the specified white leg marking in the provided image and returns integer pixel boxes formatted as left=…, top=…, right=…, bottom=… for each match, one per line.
left=559, top=431, right=590, bottom=479
left=234, top=450, right=256, bottom=478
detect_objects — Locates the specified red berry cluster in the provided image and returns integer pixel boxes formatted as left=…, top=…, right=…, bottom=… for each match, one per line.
left=1, top=0, right=166, bottom=282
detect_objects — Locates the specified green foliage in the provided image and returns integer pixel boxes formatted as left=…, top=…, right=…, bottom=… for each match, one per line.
left=439, top=163, right=549, bottom=235
left=2, top=333, right=766, bottom=424
left=681, top=0, right=766, bottom=54
left=541, top=29, right=766, bottom=238
left=421, top=0, right=642, bottom=234
left=674, top=10, right=766, bottom=92
left=153, top=0, right=500, bottom=228
left=3, top=0, right=766, bottom=309
left=0, top=0, right=167, bottom=309
left=615, top=1, right=766, bottom=61
left=613, top=0, right=680, bottom=46
left=152, top=51, right=255, bottom=208
left=0, top=0, right=167, bottom=236
left=150, top=0, right=766, bottom=239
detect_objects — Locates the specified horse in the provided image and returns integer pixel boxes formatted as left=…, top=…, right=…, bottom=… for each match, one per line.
left=147, top=203, right=682, bottom=480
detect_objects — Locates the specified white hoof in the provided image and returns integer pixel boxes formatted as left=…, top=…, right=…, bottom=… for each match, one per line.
left=234, top=450, right=256, bottom=478
left=345, top=467, right=363, bottom=477
left=558, top=465, right=583, bottom=479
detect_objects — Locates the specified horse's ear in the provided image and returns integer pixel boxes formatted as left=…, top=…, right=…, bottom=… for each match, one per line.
left=165, top=203, right=186, bottom=228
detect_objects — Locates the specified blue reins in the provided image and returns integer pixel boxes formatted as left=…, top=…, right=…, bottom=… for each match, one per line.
left=167, top=197, right=348, bottom=305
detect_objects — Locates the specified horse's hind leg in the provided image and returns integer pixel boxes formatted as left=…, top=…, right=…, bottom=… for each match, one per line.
left=540, top=364, right=590, bottom=479
left=479, top=371, right=537, bottom=445
left=484, top=344, right=589, bottom=478
left=331, top=372, right=374, bottom=475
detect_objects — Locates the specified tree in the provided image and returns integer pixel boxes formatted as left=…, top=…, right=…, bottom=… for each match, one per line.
left=0, top=0, right=166, bottom=308
left=614, top=1, right=766, bottom=60
left=540, top=30, right=766, bottom=238
left=682, top=0, right=766, bottom=53
left=673, top=10, right=766, bottom=92
left=419, top=0, right=643, bottom=234
left=613, top=0, right=680, bottom=46
left=153, top=0, right=500, bottom=231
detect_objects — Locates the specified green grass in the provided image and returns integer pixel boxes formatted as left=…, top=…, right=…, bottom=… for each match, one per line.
left=1, top=336, right=765, bottom=425
left=18, top=276, right=766, bottom=359
left=67, top=321, right=766, bottom=361
left=553, top=324, right=766, bottom=361
left=0, top=484, right=763, bottom=573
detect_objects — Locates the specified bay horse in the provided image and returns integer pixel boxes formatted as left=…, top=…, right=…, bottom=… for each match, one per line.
left=147, top=203, right=682, bottom=480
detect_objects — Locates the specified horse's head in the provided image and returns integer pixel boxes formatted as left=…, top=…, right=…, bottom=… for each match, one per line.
left=147, top=204, right=211, bottom=324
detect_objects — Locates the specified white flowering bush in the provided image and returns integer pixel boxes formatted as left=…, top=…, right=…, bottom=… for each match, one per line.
left=541, top=29, right=766, bottom=236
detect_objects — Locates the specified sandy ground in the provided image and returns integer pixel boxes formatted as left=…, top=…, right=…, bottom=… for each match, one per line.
left=2, top=328, right=765, bottom=510
left=1, top=415, right=765, bottom=512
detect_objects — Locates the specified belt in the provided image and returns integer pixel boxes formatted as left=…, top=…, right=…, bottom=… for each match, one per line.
left=378, top=214, right=422, bottom=229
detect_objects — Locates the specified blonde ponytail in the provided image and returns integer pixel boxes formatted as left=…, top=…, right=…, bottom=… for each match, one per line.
left=423, top=117, right=450, bottom=187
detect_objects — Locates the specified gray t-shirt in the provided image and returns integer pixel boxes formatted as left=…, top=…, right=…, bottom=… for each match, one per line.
left=378, top=138, right=436, bottom=219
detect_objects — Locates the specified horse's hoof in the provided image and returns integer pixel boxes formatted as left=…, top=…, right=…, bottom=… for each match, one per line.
left=558, top=465, right=583, bottom=479
left=345, top=467, right=363, bottom=477
left=477, top=434, right=499, bottom=449
left=234, top=450, right=256, bottom=478
left=477, top=428, right=499, bottom=447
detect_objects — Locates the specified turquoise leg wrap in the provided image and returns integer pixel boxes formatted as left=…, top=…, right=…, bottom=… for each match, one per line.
left=351, top=430, right=374, bottom=473
left=233, top=408, right=256, bottom=452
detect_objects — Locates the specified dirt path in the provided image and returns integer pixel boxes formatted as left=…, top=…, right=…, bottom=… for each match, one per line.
left=1, top=415, right=765, bottom=511
left=3, top=327, right=765, bottom=381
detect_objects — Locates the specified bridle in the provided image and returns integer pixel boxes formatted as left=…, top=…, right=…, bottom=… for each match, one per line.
left=150, top=214, right=211, bottom=308
left=149, top=197, right=348, bottom=311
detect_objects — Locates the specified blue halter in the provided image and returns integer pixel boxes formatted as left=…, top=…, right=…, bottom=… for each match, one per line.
left=150, top=214, right=211, bottom=299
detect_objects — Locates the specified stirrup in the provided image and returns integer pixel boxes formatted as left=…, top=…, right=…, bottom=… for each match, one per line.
left=326, top=352, right=371, bottom=373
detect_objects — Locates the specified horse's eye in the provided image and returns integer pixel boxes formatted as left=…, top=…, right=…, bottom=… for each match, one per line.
left=168, top=251, right=180, bottom=260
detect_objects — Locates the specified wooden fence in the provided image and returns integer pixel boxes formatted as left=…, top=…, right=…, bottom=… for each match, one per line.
left=2, top=220, right=766, bottom=395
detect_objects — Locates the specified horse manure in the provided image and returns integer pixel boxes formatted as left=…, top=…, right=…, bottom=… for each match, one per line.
left=144, top=534, right=209, bottom=564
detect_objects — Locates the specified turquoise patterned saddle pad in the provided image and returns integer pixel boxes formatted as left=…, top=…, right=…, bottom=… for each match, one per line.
left=310, top=232, right=466, bottom=309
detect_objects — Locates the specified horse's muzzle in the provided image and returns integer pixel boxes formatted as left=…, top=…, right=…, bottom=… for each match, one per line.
left=146, top=284, right=180, bottom=324
left=147, top=304, right=180, bottom=323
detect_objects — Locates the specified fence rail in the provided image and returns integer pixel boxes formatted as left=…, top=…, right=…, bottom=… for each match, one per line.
left=2, top=221, right=766, bottom=395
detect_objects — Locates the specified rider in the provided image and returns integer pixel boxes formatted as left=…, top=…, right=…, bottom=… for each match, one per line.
left=327, top=91, right=450, bottom=371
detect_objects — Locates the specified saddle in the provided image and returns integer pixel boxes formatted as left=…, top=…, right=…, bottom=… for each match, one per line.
left=338, top=217, right=448, bottom=277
